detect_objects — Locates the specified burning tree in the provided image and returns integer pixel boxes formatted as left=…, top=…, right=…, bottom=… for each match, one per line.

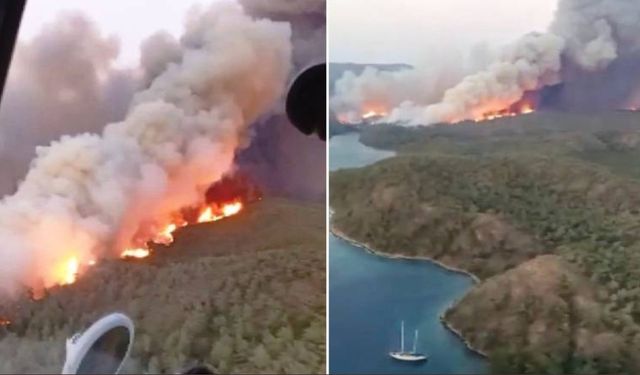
left=0, top=2, right=293, bottom=295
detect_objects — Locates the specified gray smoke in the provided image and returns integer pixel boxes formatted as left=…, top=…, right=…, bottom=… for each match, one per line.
left=240, top=0, right=325, bottom=68
left=0, top=1, right=292, bottom=295
left=331, top=47, right=493, bottom=124
left=0, top=13, right=137, bottom=196
left=237, top=0, right=326, bottom=201
left=139, top=31, right=182, bottom=87
left=384, top=33, right=565, bottom=125
left=332, top=0, right=640, bottom=126
left=551, top=0, right=640, bottom=71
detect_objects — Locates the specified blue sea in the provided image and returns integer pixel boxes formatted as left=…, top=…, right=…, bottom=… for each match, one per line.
left=329, top=132, right=488, bottom=374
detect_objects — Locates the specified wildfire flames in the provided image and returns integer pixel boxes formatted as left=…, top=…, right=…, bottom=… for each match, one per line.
left=336, top=107, right=388, bottom=124
left=472, top=101, right=535, bottom=123
left=120, top=200, right=244, bottom=260
left=120, top=248, right=151, bottom=259
left=362, top=109, right=387, bottom=120
left=0, top=317, right=10, bottom=327
left=338, top=101, right=536, bottom=125
left=154, top=223, right=180, bottom=245
left=53, top=257, right=79, bottom=287
left=50, top=200, right=244, bottom=290
left=40, top=172, right=262, bottom=293
left=197, top=201, right=243, bottom=223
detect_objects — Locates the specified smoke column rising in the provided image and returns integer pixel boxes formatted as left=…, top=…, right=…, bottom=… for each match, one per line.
left=236, top=0, right=326, bottom=201
left=0, top=13, right=137, bottom=196
left=332, top=0, right=640, bottom=126
left=0, top=1, right=292, bottom=294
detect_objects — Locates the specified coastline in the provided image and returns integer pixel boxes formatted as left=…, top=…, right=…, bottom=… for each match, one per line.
left=330, top=224, right=488, bottom=359
left=329, top=226, right=481, bottom=284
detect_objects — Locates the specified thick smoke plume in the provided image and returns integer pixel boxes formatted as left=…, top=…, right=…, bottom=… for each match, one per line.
left=237, top=0, right=326, bottom=201
left=332, top=0, right=640, bottom=126
left=0, top=13, right=136, bottom=196
left=331, top=46, right=494, bottom=123
left=0, top=2, right=292, bottom=294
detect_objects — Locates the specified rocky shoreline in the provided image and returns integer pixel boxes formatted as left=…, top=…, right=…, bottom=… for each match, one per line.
left=330, top=224, right=488, bottom=359
left=329, top=226, right=481, bottom=284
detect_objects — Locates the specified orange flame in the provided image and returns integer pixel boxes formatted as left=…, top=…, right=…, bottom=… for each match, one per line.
left=0, top=317, right=10, bottom=327
left=36, top=256, right=91, bottom=296
left=197, top=207, right=216, bottom=223
left=51, top=257, right=79, bottom=286
left=472, top=101, right=535, bottom=123
left=119, top=200, right=244, bottom=260
left=121, top=247, right=151, bottom=259
left=45, top=200, right=246, bottom=284
left=153, top=223, right=180, bottom=245
left=222, top=201, right=243, bottom=217
left=43, top=198, right=246, bottom=289
left=335, top=105, right=389, bottom=125
left=362, top=110, right=387, bottom=120
left=198, top=201, right=243, bottom=223
left=360, top=106, right=388, bottom=122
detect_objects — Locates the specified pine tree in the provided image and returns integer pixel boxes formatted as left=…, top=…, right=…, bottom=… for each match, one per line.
left=250, top=344, right=271, bottom=369
left=209, top=334, right=233, bottom=366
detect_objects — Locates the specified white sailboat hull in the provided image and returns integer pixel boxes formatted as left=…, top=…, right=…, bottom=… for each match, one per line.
left=389, top=351, right=428, bottom=362
left=391, top=321, right=428, bottom=362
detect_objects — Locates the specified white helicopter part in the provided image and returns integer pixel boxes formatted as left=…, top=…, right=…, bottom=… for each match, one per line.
left=62, top=313, right=134, bottom=375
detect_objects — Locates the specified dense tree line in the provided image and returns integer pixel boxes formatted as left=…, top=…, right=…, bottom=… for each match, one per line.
left=331, top=116, right=640, bottom=374
left=0, top=200, right=325, bottom=374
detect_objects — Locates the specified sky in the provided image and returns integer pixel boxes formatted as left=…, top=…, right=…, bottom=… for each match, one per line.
left=18, top=0, right=211, bottom=68
left=329, top=0, right=559, bottom=65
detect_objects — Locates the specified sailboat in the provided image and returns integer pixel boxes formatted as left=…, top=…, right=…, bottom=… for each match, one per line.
left=389, top=321, right=428, bottom=362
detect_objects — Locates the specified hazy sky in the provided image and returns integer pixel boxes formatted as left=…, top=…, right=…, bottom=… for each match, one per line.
left=329, top=0, right=559, bottom=65
left=18, top=0, right=210, bottom=68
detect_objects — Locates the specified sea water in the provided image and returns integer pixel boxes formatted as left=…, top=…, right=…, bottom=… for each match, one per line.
left=329, top=133, right=488, bottom=374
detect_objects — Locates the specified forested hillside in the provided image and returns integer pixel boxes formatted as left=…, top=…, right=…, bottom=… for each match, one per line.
left=0, top=199, right=325, bottom=374
left=331, top=111, right=640, bottom=374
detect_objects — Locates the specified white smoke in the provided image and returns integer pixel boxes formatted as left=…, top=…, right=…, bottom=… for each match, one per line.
left=0, top=1, right=292, bottom=295
left=0, top=13, right=136, bottom=196
left=331, top=49, right=488, bottom=124
left=139, top=31, right=182, bottom=86
left=385, top=33, right=565, bottom=125
left=332, top=0, right=640, bottom=126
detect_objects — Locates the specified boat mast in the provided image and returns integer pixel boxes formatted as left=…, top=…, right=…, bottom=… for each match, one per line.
left=412, top=330, right=418, bottom=353
left=400, top=321, right=405, bottom=353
